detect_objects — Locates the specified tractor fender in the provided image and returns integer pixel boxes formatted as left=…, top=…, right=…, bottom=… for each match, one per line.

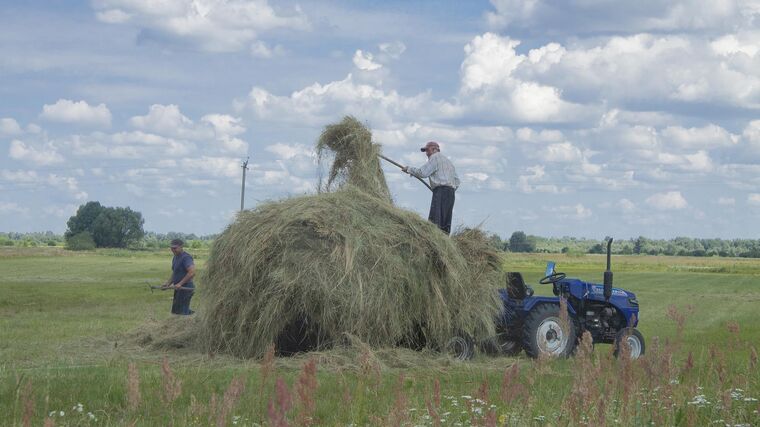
left=523, top=297, right=578, bottom=315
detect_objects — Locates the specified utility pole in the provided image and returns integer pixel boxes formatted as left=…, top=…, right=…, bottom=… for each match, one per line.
left=240, top=157, right=249, bottom=212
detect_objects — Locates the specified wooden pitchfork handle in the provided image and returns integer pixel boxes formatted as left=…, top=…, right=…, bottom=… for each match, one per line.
left=149, top=284, right=195, bottom=293
left=378, top=154, right=432, bottom=192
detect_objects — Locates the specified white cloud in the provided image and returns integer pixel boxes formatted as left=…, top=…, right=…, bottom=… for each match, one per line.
left=266, top=143, right=312, bottom=160
left=748, top=193, right=760, bottom=206
left=556, top=203, right=592, bottom=220
left=717, top=197, right=735, bottom=206
left=543, top=142, right=583, bottom=162
left=527, top=33, right=760, bottom=109
left=485, top=0, right=759, bottom=33
left=353, top=49, right=382, bottom=71
left=243, top=74, right=439, bottom=126
left=250, top=40, right=285, bottom=58
left=92, top=0, right=309, bottom=52
left=711, top=33, right=760, bottom=58
left=180, top=156, right=240, bottom=178
left=9, top=140, right=64, bottom=165
left=40, top=99, right=112, bottom=127
left=43, top=204, right=79, bottom=218
left=0, top=170, right=86, bottom=200
left=517, top=165, right=560, bottom=193
left=378, top=41, right=406, bottom=59
left=0, top=118, right=23, bottom=135
left=459, top=33, right=587, bottom=123
left=646, top=191, right=688, bottom=210
left=661, top=124, right=738, bottom=149
left=485, top=0, right=539, bottom=28
left=129, top=106, right=247, bottom=154
left=130, top=104, right=196, bottom=137
left=618, top=198, right=636, bottom=212
left=95, top=8, right=131, bottom=23
left=516, top=128, right=564, bottom=144
left=0, top=202, right=29, bottom=215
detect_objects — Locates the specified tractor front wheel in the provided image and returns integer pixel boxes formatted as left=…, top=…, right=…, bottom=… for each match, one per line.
left=613, top=328, right=645, bottom=359
left=522, top=304, right=577, bottom=358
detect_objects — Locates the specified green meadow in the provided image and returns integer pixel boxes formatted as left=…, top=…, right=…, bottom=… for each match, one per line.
left=2, top=247, right=759, bottom=426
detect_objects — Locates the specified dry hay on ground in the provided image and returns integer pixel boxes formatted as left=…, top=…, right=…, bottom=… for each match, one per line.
left=139, top=116, right=504, bottom=359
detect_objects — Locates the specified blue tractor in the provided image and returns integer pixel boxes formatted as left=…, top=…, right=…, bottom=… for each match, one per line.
left=488, top=238, right=644, bottom=359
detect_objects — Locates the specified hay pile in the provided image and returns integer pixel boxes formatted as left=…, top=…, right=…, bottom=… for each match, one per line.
left=195, top=117, right=503, bottom=358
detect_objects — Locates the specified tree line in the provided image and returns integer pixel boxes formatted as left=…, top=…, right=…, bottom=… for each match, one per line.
left=2, top=201, right=759, bottom=257
left=489, top=231, right=760, bottom=258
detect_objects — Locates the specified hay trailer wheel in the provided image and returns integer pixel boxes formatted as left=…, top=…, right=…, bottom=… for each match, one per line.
left=613, top=327, right=645, bottom=360
left=522, top=304, right=577, bottom=358
left=445, top=335, right=474, bottom=361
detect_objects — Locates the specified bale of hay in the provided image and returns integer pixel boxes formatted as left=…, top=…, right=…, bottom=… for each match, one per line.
left=195, top=116, right=503, bottom=358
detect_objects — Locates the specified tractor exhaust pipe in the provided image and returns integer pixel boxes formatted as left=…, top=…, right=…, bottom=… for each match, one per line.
left=604, top=237, right=613, bottom=301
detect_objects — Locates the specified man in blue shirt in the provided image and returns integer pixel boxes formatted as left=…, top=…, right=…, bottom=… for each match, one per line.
left=162, top=238, right=195, bottom=315
left=402, top=141, right=461, bottom=234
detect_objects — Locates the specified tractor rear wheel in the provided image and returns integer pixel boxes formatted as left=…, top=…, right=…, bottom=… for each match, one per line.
left=522, top=304, right=577, bottom=358
left=613, top=328, right=645, bottom=359
left=445, top=335, right=474, bottom=361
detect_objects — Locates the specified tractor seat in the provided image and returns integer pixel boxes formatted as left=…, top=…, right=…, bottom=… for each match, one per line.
left=506, top=272, right=534, bottom=300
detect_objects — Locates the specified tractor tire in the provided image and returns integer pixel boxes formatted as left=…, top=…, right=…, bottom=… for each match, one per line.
left=481, top=325, right=522, bottom=357
left=522, top=304, right=577, bottom=358
left=613, top=328, right=645, bottom=360
left=496, top=337, right=522, bottom=356
left=445, top=335, right=474, bottom=361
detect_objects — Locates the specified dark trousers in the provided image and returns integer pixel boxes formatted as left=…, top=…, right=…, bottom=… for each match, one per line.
left=428, top=186, right=455, bottom=234
left=171, top=286, right=194, bottom=315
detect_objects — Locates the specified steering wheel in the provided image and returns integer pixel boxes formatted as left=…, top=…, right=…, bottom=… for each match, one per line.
left=539, top=272, right=566, bottom=284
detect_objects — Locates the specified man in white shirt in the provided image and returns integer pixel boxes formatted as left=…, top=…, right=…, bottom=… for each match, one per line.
left=402, top=141, right=461, bottom=234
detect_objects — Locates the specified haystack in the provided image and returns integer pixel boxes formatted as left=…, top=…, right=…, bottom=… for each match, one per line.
left=198, top=116, right=503, bottom=358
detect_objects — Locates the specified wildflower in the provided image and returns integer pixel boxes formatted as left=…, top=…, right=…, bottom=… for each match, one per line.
left=498, top=414, right=508, bottom=424
left=72, top=403, right=84, bottom=413
left=743, top=397, right=758, bottom=402
left=688, top=395, right=710, bottom=407
left=49, top=411, right=56, bottom=417
left=461, top=395, right=472, bottom=400
left=669, top=379, right=680, bottom=385
left=534, top=415, right=546, bottom=421
left=87, top=412, right=96, bottom=421
left=59, top=411, right=65, bottom=417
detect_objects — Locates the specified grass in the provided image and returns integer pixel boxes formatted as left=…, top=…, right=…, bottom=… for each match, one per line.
left=2, top=248, right=760, bottom=426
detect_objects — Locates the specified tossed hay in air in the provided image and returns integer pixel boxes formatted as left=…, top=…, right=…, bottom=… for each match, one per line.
left=146, top=116, right=504, bottom=359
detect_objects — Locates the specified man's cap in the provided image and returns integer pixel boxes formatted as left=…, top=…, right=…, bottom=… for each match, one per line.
left=170, top=238, right=184, bottom=248
left=420, top=141, right=440, bottom=152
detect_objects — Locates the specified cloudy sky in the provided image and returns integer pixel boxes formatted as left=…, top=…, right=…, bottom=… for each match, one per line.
left=1, top=0, right=759, bottom=239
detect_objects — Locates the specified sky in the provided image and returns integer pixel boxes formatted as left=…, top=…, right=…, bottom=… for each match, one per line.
left=1, top=0, right=759, bottom=239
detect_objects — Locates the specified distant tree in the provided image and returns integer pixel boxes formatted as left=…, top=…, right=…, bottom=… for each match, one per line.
left=509, top=231, right=536, bottom=253
left=66, top=202, right=105, bottom=238
left=65, top=202, right=145, bottom=248
left=588, top=243, right=605, bottom=254
left=487, top=233, right=505, bottom=251
left=65, top=232, right=96, bottom=251
left=633, top=236, right=646, bottom=254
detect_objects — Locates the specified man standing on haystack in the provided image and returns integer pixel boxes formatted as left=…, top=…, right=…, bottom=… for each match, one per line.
left=162, top=238, right=196, bottom=315
left=402, top=141, right=460, bottom=235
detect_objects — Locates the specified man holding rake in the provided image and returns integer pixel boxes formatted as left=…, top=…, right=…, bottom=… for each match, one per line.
left=162, top=238, right=196, bottom=315
left=402, top=141, right=460, bottom=235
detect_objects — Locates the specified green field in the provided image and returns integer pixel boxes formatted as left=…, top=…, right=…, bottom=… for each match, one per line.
left=2, top=247, right=760, bottom=426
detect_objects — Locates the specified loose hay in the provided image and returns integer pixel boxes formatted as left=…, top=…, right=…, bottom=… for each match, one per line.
left=142, top=116, right=504, bottom=359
